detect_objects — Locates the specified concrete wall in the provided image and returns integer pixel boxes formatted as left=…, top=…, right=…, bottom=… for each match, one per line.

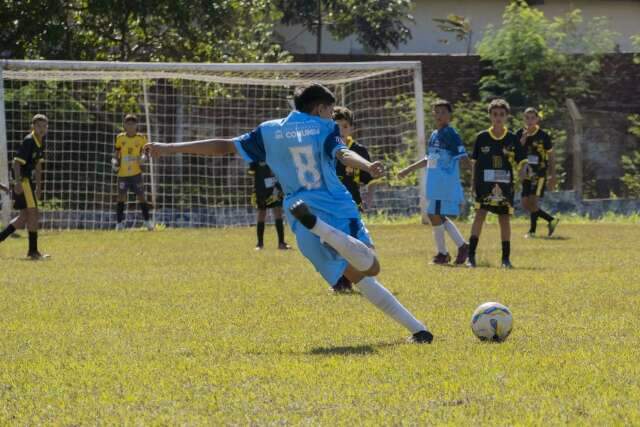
left=277, top=0, right=640, bottom=55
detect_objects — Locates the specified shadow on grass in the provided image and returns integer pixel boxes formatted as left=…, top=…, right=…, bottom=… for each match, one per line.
left=308, top=341, right=400, bottom=356
left=538, top=235, right=571, bottom=241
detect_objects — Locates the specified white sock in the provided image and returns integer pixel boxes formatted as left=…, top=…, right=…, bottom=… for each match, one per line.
left=433, top=224, right=447, bottom=254
left=355, top=276, right=426, bottom=334
left=310, top=218, right=375, bottom=272
left=444, top=219, right=466, bottom=248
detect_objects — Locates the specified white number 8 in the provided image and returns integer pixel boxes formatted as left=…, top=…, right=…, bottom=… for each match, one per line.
left=289, top=145, right=322, bottom=189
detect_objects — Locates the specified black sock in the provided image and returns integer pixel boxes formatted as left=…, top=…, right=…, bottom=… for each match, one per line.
left=537, top=209, right=554, bottom=223
left=502, top=240, right=511, bottom=261
left=275, top=218, right=285, bottom=244
left=256, top=221, right=265, bottom=246
left=116, top=202, right=125, bottom=223
left=28, top=231, right=38, bottom=254
left=530, top=212, right=539, bottom=233
left=469, top=235, right=479, bottom=257
left=0, top=224, right=16, bottom=242
left=140, top=202, right=150, bottom=221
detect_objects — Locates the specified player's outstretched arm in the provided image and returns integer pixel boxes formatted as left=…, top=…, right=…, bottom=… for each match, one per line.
left=397, top=158, right=428, bottom=179
left=0, top=182, right=9, bottom=194
left=336, top=148, right=385, bottom=178
left=144, top=139, right=237, bottom=158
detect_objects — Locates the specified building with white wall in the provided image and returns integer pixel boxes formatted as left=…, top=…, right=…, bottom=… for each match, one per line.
left=277, top=0, right=640, bottom=55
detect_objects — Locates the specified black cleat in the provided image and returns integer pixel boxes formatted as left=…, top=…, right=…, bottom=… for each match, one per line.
left=331, top=276, right=354, bottom=294
left=548, top=218, right=560, bottom=237
left=27, top=251, right=50, bottom=260
left=501, top=259, right=513, bottom=269
left=409, top=330, right=434, bottom=344
left=466, top=255, right=477, bottom=268
left=278, top=242, right=292, bottom=250
left=289, top=200, right=317, bottom=229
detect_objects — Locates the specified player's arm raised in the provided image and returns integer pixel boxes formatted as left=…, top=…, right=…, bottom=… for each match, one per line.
left=336, top=148, right=385, bottom=178
left=144, top=139, right=238, bottom=158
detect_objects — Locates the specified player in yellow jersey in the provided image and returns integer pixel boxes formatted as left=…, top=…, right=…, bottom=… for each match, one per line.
left=112, top=114, right=153, bottom=230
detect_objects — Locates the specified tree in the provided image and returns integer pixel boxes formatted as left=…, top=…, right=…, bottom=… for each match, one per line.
left=477, top=0, right=618, bottom=107
left=620, top=34, right=640, bottom=197
left=433, top=15, right=473, bottom=55
left=0, top=0, right=290, bottom=62
left=275, top=0, right=413, bottom=58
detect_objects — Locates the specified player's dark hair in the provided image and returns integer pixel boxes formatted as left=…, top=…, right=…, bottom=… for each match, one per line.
left=294, top=83, right=336, bottom=114
left=488, top=99, right=511, bottom=114
left=432, top=99, right=452, bottom=113
left=333, top=106, right=354, bottom=125
left=31, top=114, right=48, bottom=125
left=524, top=107, right=539, bottom=117
left=124, top=114, right=138, bottom=123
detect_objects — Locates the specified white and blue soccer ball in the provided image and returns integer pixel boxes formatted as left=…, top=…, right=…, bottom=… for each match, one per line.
left=471, top=302, right=513, bottom=342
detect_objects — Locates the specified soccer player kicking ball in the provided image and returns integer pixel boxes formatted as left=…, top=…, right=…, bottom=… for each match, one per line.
left=467, top=99, right=526, bottom=269
left=398, top=99, right=471, bottom=266
left=145, top=84, right=433, bottom=344
left=515, top=108, right=559, bottom=238
left=112, top=114, right=153, bottom=231
left=0, top=114, right=50, bottom=259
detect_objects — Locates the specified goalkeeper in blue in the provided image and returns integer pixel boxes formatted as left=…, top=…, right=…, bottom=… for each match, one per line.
left=397, top=99, right=471, bottom=265
left=144, top=83, right=433, bottom=344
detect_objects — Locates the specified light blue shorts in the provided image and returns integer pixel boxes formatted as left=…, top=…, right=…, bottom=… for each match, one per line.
left=288, top=210, right=373, bottom=287
left=426, top=199, right=461, bottom=217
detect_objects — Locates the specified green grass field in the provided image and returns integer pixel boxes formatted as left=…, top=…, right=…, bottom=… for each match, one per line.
left=1, top=222, right=639, bottom=424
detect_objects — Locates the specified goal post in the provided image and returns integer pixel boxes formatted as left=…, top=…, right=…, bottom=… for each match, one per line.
left=0, top=60, right=426, bottom=229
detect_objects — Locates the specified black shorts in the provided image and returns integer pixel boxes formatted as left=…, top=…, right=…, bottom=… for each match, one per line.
left=253, top=188, right=283, bottom=210
left=475, top=203, right=513, bottom=215
left=118, top=174, right=144, bottom=195
left=13, top=179, right=37, bottom=210
left=522, top=177, right=546, bottom=198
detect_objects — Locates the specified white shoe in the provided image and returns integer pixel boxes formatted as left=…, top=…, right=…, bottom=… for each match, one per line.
left=115, top=222, right=125, bottom=231
left=143, top=220, right=154, bottom=231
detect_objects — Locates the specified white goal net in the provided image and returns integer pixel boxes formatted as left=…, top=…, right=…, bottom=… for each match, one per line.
left=0, top=60, right=426, bottom=229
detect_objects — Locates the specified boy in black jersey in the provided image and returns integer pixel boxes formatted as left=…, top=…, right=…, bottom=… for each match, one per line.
left=333, top=107, right=375, bottom=212
left=516, top=108, right=559, bottom=238
left=249, top=162, right=291, bottom=250
left=0, top=114, right=49, bottom=259
left=467, top=100, right=526, bottom=269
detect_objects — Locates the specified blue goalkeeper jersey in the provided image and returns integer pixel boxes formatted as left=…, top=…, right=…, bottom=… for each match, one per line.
left=425, top=125, right=467, bottom=202
left=233, top=111, right=359, bottom=218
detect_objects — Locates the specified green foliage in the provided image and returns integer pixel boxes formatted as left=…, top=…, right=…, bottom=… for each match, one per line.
left=621, top=150, right=640, bottom=198
left=1, top=0, right=290, bottom=62
left=632, top=34, right=640, bottom=64
left=477, top=1, right=618, bottom=107
left=1, top=225, right=640, bottom=423
left=276, top=0, right=413, bottom=53
left=620, top=113, right=640, bottom=197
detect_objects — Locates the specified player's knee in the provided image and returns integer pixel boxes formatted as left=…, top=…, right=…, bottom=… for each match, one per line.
left=428, top=215, right=442, bottom=225
left=363, top=257, right=380, bottom=276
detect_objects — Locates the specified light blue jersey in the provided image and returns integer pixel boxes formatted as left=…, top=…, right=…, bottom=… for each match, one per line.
left=425, top=125, right=466, bottom=203
left=233, top=111, right=369, bottom=286
left=233, top=111, right=359, bottom=219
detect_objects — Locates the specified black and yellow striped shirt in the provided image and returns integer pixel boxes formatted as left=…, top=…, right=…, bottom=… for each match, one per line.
left=14, top=132, right=45, bottom=179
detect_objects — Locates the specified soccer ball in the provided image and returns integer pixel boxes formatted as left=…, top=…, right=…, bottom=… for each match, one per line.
left=471, top=302, right=513, bottom=342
